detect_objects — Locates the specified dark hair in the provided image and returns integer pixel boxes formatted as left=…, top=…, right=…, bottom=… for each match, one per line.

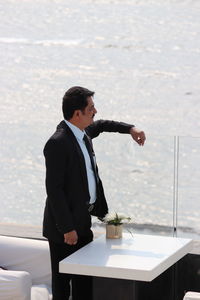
left=62, top=86, right=95, bottom=120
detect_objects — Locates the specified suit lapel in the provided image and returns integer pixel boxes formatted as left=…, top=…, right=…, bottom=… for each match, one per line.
left=57, top=121, right=90, bottom=198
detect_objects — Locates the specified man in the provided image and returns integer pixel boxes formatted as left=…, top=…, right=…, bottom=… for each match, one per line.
left=43, top=86, right=146, bottom=300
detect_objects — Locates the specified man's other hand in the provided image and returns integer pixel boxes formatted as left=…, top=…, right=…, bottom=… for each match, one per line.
left=130, top=127, right=146, bottom=146
left=64, top=230, right=78, bottom=245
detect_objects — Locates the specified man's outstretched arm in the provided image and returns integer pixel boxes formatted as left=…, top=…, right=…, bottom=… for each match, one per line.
left=86, top=119, right=146, bottom=146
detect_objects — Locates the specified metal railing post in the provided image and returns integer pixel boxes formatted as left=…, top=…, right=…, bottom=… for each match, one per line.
left=173, top=136, right=179, bottom=237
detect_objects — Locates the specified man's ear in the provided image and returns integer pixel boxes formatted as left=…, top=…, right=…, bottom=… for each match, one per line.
left=73, top=110, right=81, bottom=118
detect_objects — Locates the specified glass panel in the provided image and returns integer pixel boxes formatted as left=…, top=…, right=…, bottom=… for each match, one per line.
left=0, top=124, right=46, bottom=225
left=94, top=134, right=175, bottom=236
left=1, top=129, right=200, bottom=240
left=177, top=136, right=200, bottom=240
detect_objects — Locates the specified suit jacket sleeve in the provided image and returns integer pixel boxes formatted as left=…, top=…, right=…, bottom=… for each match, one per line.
left=85, top=119, right=134, bottom=139
left=44, top=138, right=74, bottom=234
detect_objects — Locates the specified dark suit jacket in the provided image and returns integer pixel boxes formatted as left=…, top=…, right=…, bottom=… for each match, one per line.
left=43, top=119, right=134, bottom=243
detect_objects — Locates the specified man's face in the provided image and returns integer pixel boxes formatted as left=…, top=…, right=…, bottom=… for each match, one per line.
left=80, top=96, right=97, bottom=129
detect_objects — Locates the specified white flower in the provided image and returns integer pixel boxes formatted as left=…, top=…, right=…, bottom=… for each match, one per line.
left=104, top=212, right=117, bottom=222
left=103, top=212, right=131, bottom=225
left=116, top=213, right=128, bottom=219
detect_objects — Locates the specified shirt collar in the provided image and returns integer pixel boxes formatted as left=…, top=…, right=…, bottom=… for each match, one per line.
left=64, top=119, right=85, bottom=141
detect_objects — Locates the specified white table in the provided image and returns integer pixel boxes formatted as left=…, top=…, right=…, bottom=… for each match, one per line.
left=59, top=233, right=192, bottom=299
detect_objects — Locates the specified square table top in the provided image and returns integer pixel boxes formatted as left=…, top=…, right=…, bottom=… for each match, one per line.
left=59, top=233, right=192, bottom=281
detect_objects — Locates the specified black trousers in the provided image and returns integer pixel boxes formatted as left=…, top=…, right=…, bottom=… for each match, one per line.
left=48, top=230, right=93, bottom=300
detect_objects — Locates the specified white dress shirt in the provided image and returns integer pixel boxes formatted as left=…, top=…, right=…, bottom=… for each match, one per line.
left=64, top=120, right=96, bottom=204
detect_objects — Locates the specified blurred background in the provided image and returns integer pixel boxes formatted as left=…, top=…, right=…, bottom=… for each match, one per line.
left=0, top=0, right=200, bottom=238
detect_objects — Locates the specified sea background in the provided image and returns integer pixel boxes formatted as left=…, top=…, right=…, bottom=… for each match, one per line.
left=0, top=0, right=200, bottom=236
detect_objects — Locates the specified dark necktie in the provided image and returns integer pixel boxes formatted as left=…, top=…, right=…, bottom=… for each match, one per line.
left=83, top=134, right=99, bottom=183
